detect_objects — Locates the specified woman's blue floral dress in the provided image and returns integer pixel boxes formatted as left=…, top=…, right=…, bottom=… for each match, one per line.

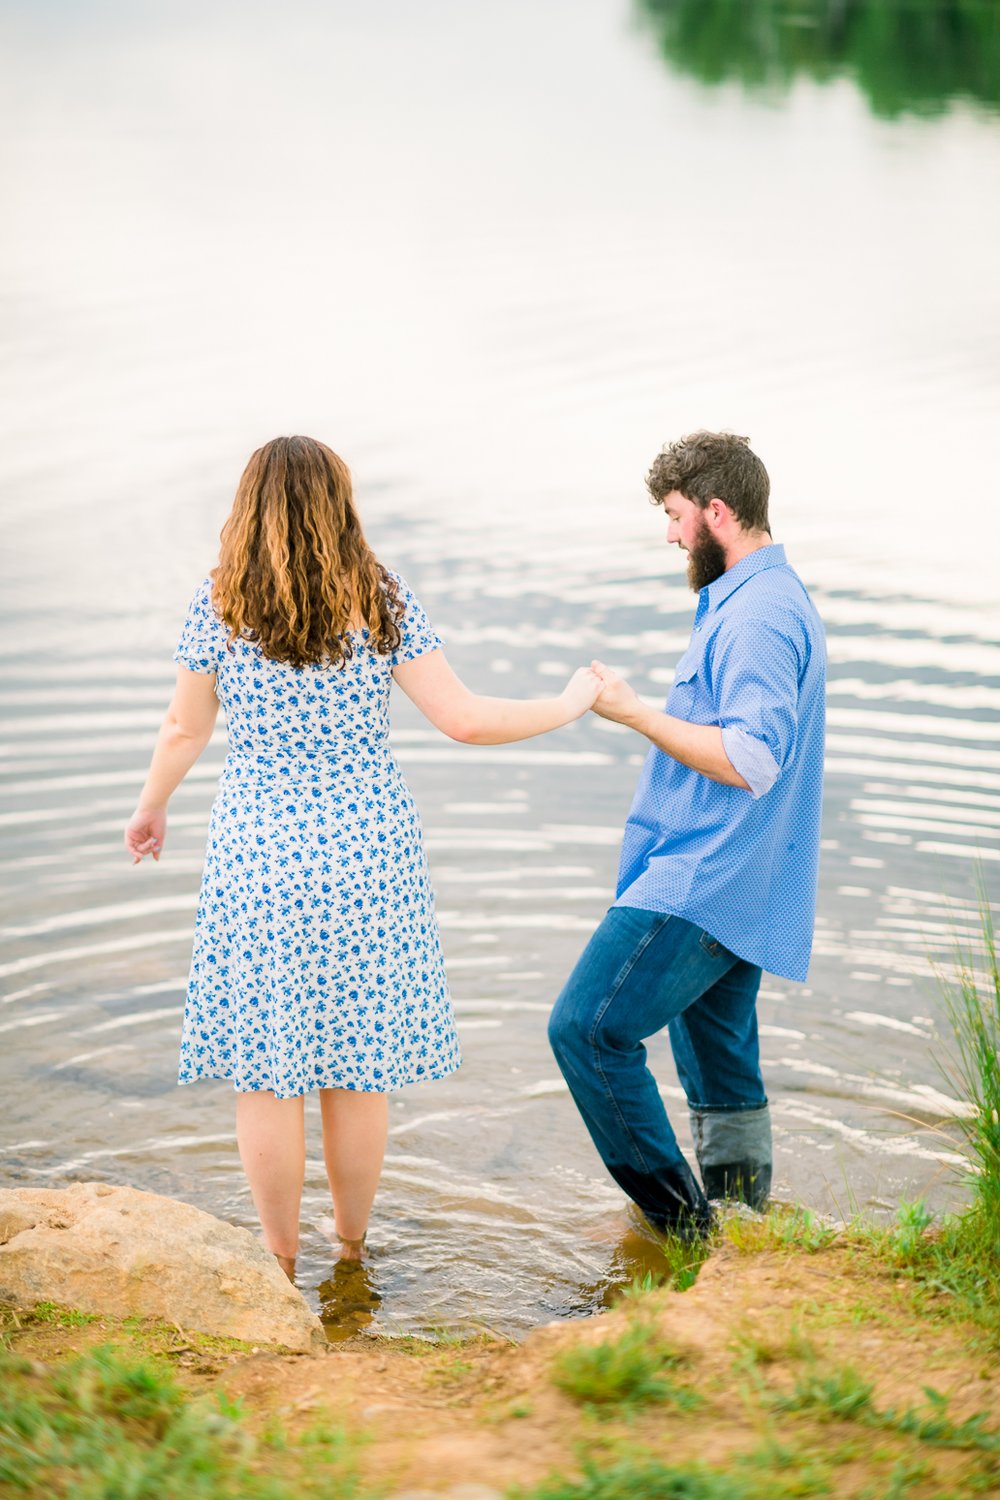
left=172, top=573, right=461, bottom=1099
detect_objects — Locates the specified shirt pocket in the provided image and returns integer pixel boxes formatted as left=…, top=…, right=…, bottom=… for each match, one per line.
left=667, top=650, right=703, bottom=719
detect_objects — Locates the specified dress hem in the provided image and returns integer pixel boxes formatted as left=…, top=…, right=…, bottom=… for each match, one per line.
left=176, top=1058, right=462, bottom=1099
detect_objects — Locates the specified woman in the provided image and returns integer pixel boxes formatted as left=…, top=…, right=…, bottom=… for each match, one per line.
left=124, top=435, right=600, bottom=1280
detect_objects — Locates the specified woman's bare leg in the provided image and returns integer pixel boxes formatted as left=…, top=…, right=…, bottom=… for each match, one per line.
left=235, top=1089, right=306, bottom=1272
left=319, top=1088, right=389, bottom=1258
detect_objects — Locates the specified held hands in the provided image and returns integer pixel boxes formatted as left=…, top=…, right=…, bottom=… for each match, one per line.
left=559, top=662, right=644, bottom=725
left=589, top=660, right=644, bottom=724
left=125, top=807, right=166, bottom=865
left=560, top=665, right=604, bottom=719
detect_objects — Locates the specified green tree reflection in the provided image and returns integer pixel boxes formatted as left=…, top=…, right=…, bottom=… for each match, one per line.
left=635, top=0, right=1000, bottom=119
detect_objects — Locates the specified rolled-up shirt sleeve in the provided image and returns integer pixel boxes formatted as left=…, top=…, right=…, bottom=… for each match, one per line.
left=721, top=724, right=781, bottom=798
left=711, top=614, right=806, bottom=799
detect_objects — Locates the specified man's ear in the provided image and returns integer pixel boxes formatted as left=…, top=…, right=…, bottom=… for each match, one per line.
left=706, top=497, right=728, bottom=530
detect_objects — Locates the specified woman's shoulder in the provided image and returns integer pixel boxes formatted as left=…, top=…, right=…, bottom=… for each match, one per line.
left=180, top=576, right=227, bottom=639
left=188, top=576, right=221, bottom=620
left=175, top=574, right=227, bottom=671
left=378, top=567, right=421, bottom=614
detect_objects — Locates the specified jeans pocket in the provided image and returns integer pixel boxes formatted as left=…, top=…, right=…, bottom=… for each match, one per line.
left=698, top=930, right=729, bottom=958
left=603, top=911, right=673, bottom=1007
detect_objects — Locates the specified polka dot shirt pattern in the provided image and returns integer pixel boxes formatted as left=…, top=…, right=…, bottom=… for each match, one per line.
left=615, top=544, right=826, bottom=982
left=172, top=573, right=461, bottom=1098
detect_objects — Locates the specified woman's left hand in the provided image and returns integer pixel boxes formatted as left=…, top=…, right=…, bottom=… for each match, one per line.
left=590, top=660, right=643, bottom=724
left=559, top=666, right=604, bottom=719
left=125, top=806, right=166, bottom=864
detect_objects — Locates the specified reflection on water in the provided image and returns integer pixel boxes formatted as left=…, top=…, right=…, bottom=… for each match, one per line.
left=319, top=1259, right=383, bottom=1343
left=637, top=0, right=1000, bottom=118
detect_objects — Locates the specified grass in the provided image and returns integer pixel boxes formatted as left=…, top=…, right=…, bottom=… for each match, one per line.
left=720, top=1203, right=839, bottom=1257
left=371, top=1326, right=497, bottom=1353
left=21, top=1302, right=99, bottom=1329
left=511, top=1433, right=1000, bottom=1500
left=0, top=1343, right=371, bottom=1498
left=511, top=1447, right=854, bottom=1499
left=609, top=1236, right=713, bottom=1318
left=644, top=1232, right=713, bottom=1294
left=730, top=1321, right=816, bottom=1374
left=551, top=1320, right=701, bottom=1415
left=0, top=1303, right=272, bottom=1361
left=769, top=1359, right=1000, bottom=1454
left=935, top=889, right=1000, bottom=1219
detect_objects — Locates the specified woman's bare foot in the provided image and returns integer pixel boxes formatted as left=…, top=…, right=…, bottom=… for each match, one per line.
left=318, top=1213, right=368, bottom=1263
left=336, top=1233, right=367, bottom=1263
left=274, top=1251, right=296, bottom=1281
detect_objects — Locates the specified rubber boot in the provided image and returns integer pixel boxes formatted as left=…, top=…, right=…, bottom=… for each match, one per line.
left=609, top=1158, right=715, bottom=1242
left=690, top=1103, right=772, bottom=1211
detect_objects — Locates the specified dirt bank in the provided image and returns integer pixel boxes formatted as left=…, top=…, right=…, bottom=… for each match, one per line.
left=4, top=1226, right=999, bottom=1498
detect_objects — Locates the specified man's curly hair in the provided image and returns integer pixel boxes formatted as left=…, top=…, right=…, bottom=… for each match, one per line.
left=646, top=430, right=770, bottom=534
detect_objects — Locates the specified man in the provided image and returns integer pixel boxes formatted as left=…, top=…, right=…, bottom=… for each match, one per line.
left=549, top=430, right=825, bottom=1238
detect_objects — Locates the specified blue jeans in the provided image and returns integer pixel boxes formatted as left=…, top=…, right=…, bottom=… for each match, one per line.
left=549, top=907, right=770, bottom=1235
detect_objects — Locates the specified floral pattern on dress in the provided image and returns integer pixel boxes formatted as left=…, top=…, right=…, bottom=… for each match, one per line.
left=172, top=571, right=461, bottom=1098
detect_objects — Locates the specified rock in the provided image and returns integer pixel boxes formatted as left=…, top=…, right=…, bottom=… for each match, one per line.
left=708, top=1199, right=766, bottom=1223
left=0, top=1183, right=325, bottom=1353
left=0, top=1202, right=39, bottom=1245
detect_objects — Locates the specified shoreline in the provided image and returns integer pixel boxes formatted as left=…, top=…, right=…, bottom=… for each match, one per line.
left=3, top=1200, right=998, bottom=1499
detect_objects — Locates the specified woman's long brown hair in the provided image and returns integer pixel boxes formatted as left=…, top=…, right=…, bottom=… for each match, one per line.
left=211, top=436, right=404, bottom=669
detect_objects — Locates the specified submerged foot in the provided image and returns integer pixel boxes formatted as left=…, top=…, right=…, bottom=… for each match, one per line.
left=273, top=1251, right=297, bottom=1282
left=318, top=1213, right=369, bottom=1263
left=335, top=1232, right=367, bottom=1263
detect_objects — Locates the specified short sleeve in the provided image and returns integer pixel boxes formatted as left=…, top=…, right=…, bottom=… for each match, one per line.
left=711, top=613, right=807, bottom=799
left=173, top=579, right=224, bottom=674
left=389, top=572, right=443, bottom=665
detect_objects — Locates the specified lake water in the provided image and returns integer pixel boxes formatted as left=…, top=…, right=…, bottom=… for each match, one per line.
left=2, top=0, right=998, bottom=1338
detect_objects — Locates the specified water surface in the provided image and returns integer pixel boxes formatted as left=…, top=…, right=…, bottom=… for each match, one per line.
left=1, top=0, right=998, bottom=1337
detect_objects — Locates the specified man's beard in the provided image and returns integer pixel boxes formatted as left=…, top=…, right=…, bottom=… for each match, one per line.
left=686, top=516, right=728, bottom=592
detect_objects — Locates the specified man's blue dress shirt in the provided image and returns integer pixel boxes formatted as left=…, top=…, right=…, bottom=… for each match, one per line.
left=615, top=544, right=826, bottom=982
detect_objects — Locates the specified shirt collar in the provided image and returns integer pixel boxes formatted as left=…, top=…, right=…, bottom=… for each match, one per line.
left=700, top=542, right=787, bottom=613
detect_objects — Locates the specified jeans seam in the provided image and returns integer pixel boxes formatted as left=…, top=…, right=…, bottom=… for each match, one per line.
left=689, top=1099, right=769, bottom=1114
left=586, top=913, right=670, bottom=1175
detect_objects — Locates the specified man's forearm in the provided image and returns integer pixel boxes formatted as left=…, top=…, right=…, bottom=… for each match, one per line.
left=619, top=703, right=751, bottom=790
